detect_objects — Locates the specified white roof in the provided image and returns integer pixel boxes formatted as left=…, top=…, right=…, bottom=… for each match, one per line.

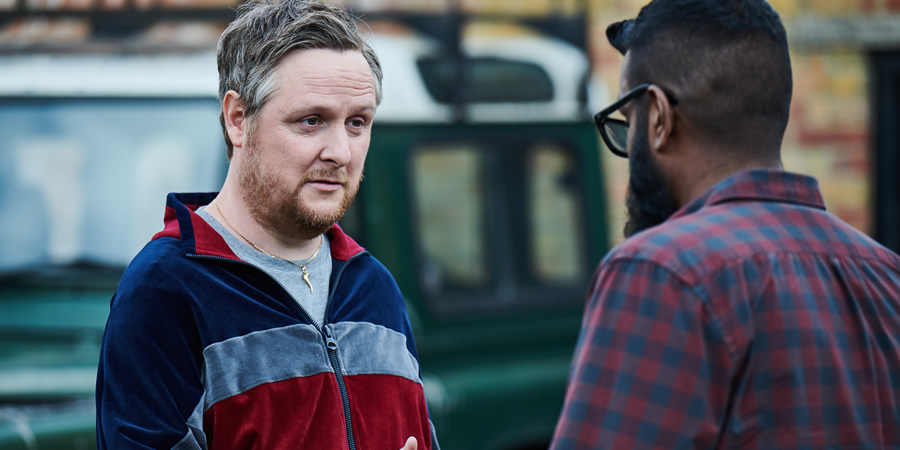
left=370, top=30, right=589, bottom=122
left=0, top=29, right=590, bottom=122
left=0, top=51, right=219, bottom=98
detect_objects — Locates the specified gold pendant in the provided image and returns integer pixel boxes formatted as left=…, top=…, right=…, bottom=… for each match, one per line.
left=302, top=268, right=313, bottom=294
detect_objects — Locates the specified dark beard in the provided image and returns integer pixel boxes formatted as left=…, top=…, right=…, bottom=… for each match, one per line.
left=623, top=108, right=678, bottom=238
left=239, top=148, right=359, bottom=241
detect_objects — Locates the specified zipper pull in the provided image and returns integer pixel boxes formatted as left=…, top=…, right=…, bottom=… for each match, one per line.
left=324, top=326, right=338, bottom=351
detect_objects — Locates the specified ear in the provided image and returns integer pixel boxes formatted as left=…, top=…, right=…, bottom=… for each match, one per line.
left=222, top=90, right=247, bottom=149
left=646, top=85, right=675, bottom=154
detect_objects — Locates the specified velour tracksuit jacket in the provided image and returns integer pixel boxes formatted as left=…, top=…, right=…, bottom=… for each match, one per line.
left=97, top=192, right=437, bottom=450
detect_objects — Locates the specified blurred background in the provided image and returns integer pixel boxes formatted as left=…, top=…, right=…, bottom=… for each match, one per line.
left=0, top=0, right=898, bottom=448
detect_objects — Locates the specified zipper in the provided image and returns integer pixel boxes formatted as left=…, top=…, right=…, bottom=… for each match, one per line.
left=188, top=250, right=367, bottom=449
left=324, top=324, right=356, bottom=450
left=322, top=252, right=365, bottom=450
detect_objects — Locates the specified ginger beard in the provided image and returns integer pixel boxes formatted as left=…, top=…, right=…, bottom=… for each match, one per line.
left=238, top=138, right=360, bottom=241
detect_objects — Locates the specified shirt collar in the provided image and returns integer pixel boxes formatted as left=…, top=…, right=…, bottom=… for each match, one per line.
left=668, top=169, right=826, bottom=221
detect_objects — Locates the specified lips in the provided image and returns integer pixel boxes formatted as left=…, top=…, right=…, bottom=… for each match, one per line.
left=302, top=169, right=348, bottom=186
left=309, top=178, right=343, bottom=185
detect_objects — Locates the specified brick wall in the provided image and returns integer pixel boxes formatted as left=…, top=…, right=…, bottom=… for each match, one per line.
left=770, top=0, right=896, bottom=242
left=785, top=49, right=871, bottom=233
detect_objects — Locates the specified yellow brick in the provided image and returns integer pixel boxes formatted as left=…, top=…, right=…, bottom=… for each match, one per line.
left=811, top=0, right=859, bottom=15
left=827, top=55, right=867, bottom=99
left=768, top=0, right=798, bottom=18
left=830, top=71, right=864, bottom=99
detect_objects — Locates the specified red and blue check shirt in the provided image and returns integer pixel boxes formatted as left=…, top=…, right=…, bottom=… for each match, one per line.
left=552, top=169, right=900, bottom=449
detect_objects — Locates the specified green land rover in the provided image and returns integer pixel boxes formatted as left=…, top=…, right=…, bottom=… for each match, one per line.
left=0, top=15, right=609, bottom=450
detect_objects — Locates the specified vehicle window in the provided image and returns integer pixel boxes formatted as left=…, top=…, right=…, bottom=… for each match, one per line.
left=0, top=99, right=224, bottom=272
left=526, top=144, right=586, bottom=285
left=412, top=145, right=488, bottom=293
left=417, top=57, right=554, bottom=104
left=409, top=135, right=590, bottom=312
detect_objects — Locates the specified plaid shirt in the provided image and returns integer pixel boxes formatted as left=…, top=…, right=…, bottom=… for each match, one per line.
left=552, top=169, right=900, bottom=449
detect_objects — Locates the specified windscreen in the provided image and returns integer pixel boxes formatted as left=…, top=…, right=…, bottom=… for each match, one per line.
left=0, top=98, right=225, bottom=273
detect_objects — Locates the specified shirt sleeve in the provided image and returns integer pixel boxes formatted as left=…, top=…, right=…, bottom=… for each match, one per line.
left=551, top=257, right=738, bottom=450
left=96, top=248, right=206, bottom=449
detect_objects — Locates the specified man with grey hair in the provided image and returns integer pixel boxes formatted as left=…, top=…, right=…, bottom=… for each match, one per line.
left=96, top=1, right=437, bottom=449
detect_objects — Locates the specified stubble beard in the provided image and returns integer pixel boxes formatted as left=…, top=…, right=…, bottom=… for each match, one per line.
left=623, top=106, right=678, bottom=238
left=239, top=147, right=359, bottom=241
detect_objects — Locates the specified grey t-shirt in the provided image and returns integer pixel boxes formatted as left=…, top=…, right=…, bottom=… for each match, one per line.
left=196, top=207, right=331, bottom=327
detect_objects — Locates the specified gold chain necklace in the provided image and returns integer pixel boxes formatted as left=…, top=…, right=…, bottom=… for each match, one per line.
left=214, top=202, right=322, bottom=294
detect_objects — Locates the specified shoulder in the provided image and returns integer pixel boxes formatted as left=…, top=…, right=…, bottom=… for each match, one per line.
left=119, top=237, right=190, bottom=288
left=330, top=252, right=411, bottom=328
left=607, top=213, right=718, bottom=270
left=606, top=203, right=775, bottom=285
left=812, top=210, right=900, bottom=266
left=104, top=238, right=208, bottom=353
left=343, top=253, right=401, bottom=295
left=609, top=199, right=900, bottom=286
left=112, top=237, right=206, bottom=316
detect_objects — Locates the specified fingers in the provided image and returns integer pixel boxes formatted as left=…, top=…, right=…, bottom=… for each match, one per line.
left=400, top=436, right=417, bottom=450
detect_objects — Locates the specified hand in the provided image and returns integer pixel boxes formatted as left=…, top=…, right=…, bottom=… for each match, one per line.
left=399, top=436, right=417, bottom=450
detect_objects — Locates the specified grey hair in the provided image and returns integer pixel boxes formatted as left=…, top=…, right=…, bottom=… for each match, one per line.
left=216, top=0, right=383, bottom=159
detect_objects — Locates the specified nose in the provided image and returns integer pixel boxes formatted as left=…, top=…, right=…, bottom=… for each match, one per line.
left=319, top=124, right=352, bottom=167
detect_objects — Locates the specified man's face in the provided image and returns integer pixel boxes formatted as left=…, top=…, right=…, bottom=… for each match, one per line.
left=623, top=103, right=678, bottom=237
left=617, top=59, right=678, bottom=237
left=239, top=48, right=377, bottom=240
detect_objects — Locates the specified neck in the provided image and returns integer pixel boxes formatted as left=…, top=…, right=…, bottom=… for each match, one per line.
left=211, top=188, right=323, bottom=261
left=670, top=154, right=783, bottom=209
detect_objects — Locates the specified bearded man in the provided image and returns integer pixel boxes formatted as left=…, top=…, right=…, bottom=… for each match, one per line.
left=96, top=1, right=436, bottom=449
left=551, top=0, right=900, bottom=448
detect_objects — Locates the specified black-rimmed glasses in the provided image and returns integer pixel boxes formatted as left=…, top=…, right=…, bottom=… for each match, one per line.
left=593, top=83, right=677, bottom=158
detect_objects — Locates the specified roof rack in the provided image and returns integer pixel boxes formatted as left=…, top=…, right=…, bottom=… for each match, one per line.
left=0, top=0, right=592, bottom=121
